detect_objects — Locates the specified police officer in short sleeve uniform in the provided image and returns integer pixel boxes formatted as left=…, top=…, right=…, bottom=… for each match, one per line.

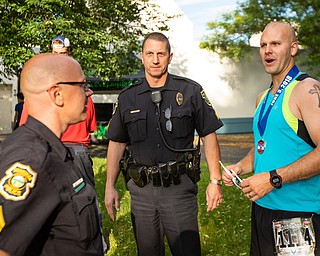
left=0, top=117, right=104, bottom=256
left=106, top=32, right=223, bottom=256
left=0, top=53, right=104, bottom=256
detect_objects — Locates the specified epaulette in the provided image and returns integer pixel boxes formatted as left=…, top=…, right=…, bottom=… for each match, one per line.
left=119, top=78, right=144, bottom=94
left=172, top=74, right=202, bottom=88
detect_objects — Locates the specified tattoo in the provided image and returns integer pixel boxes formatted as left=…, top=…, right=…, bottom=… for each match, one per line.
left=309, top=84, right=320, bottom=108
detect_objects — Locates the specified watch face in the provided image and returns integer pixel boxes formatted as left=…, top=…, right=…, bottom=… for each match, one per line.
left=270, top=171, right=282, bottom=189
left=272, top=176, right=280, bottom=184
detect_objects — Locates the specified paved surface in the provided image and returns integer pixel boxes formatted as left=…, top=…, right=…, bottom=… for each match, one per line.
left=0, top=133, right=254, bottom=163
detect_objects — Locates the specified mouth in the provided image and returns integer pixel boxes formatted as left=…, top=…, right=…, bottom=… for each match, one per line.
left=265, top=58, right=275, bottom=65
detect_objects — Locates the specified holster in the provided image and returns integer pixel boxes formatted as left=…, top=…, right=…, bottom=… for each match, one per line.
left=185, top=146, right=201, bottom=184
left=128, top=164, right=149, bottom=188
left=119, top=149, right=134, bottom=185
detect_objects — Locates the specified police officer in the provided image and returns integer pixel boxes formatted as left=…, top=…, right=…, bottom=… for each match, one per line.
left=0, top=53, right=104, bottom=255
left=105, top=32, right=223, bottom=256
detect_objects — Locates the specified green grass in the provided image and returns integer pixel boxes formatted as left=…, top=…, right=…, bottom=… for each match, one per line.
left=93, top=158, right=252, bottom=256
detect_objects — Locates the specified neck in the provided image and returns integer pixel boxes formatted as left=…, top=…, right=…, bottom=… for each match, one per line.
left=146, top=73, right=168, bottom=88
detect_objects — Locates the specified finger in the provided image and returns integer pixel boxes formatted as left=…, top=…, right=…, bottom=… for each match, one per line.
left=107, top=207, right=115, bottom=221
left=114, top=199, right=120, bottom=212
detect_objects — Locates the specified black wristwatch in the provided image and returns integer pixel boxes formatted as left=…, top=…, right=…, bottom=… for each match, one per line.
left=269, top=170, right=282, bottom=189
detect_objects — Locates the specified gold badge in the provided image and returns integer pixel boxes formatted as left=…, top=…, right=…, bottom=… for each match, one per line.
left=176, top=92, right=183, bottom=106
left=0, top=162, right=37, bottom=201
left=200, top=90, right=212, bottom=107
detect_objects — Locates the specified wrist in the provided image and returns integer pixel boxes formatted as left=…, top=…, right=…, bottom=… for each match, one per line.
left=209, top=178, right=222, bottom=186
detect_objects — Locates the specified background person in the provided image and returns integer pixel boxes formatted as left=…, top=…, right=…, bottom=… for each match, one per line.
left=222, top=21, right=320, bottom=256
left=13, top=92, right=24, bottom=130
left=0, top=53, right=104, bottom=255
left=105, top=32, right=223, bottom=256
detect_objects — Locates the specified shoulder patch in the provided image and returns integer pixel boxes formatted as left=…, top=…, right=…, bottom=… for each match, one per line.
left=0, top=162, right=37, bottom=201
left=200, top=90, right=212, bottom=106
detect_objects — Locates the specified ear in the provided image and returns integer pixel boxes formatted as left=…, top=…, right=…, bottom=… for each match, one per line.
left=47, top=86, right=64, bottom=107
left=140, top=52, right=144, bottom=65
left=291, top=41, right=299, bottom=57
left=168, top=53, right=173, bottom=64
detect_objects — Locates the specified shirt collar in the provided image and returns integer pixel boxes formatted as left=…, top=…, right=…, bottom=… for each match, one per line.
left=136, top=74, right=178, bottom=95
left=24, top=116, right=70, bottom=161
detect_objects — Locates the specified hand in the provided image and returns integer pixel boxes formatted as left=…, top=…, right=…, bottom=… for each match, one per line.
left=222, top=164, right=242, bottom=187
left=240, top=172, right=273, bottom=201
left=105, top=186, right=120, bottom=221
left=206, top=183, right=223, bottom=212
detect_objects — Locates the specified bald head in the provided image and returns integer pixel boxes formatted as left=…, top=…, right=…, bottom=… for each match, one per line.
left=21, top=53, right=83, bottom=95
left=20, top=53, right=88, bottom=137
left=262, top=21, right=297, bottom=44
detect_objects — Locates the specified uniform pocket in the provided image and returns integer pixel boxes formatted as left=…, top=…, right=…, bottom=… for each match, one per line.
left=171, top=108, right=193, bottom=138
left=124, top=111, right=147, bottom=142
left=72, top=185, right=99, bottom=245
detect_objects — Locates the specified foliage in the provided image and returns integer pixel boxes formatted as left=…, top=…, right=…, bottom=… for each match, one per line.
left=0, top=0, right=171, bottom=82
left=93, top=158, right=252, bottom=255
left=199, top=0, right=320, bottom=76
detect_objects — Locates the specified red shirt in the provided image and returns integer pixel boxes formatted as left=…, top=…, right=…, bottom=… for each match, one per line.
left=19, top=97, right=97, bottom=147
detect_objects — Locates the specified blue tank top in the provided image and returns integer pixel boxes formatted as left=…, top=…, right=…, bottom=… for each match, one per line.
left=252, top=75, right=320, bottom=213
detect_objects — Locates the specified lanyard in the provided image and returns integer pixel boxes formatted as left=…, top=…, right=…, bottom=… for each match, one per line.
left=258, top=65, right=300, bottom=137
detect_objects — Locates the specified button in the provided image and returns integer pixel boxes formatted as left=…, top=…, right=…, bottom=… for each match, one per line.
left=157, top=144, right=160, bottom=148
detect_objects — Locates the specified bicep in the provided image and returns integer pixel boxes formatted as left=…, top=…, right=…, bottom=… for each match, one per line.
left=297, top=80, right=320, bottom=146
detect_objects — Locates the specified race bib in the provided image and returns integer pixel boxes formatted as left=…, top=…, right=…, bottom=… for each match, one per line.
left=273, top=217, right=316, bottom=255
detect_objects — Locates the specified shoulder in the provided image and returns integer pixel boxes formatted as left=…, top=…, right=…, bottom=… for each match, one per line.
left=171, top=74, right=202, bottom=88
left=119, top=79, right=144, bottom=95
left=0, top=127, right=49, bottom=170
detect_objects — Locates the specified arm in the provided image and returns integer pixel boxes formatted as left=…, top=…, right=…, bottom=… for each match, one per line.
left=202, top=132, right=223, bottom=212
left=105, top=140, right=127, bottom=221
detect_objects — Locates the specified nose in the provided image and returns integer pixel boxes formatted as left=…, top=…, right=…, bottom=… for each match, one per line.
left=265, top=44, right=272, bottom=54
left=152, top=54, right=159, bottom=64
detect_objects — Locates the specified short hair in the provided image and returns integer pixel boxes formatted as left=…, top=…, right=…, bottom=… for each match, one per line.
left=142, top=32, right=171, bottom=54
left=17, top=92, right=24, bottom=100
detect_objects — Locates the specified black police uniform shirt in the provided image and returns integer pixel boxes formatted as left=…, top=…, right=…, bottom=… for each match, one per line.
left=0, top=116, right=103, bottom=256
left=107, top=73, right=223, bottom=166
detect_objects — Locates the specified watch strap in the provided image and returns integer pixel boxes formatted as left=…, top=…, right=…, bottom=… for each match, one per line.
left=209, top=178, right=222, bottom=186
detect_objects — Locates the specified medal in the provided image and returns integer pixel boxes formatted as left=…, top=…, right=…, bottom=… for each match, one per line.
left=257, top=65, right=300, bottom=154
left=257, top=139, right=265, bottom=154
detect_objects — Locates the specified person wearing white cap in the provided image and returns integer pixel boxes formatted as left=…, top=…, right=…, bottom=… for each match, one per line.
left=52, top=35, right=71, bottom=55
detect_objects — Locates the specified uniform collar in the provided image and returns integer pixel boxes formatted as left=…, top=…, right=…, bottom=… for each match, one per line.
left=136, top=73, right=179, bottom=94
left=24, top=116, right=70, bottom=161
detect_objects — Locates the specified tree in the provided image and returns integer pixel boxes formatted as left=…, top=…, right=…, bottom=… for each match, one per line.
left=199, top=0, right=320, bottom=76
left=0, top=0, right=171, bottom=82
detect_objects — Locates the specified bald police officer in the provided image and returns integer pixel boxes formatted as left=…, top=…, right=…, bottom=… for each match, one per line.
left=105, top=32, right=223, bottom=255
left=0, top=53, right=104, bottom=256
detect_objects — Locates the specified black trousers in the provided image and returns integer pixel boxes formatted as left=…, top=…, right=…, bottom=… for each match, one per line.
left=127, top=174, right=201, bottom=256
left=250, top=202, right=320, bottom=256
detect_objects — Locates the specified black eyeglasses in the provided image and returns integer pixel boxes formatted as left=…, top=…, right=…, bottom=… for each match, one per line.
left=56, top=80, right=90, bottom=92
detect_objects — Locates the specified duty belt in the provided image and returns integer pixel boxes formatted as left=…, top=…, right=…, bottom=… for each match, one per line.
left=127, top=161, right=188, bottom=188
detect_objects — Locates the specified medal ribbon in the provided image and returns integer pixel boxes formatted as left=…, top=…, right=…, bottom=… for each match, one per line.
left=258, top=65, right=300, bottom=137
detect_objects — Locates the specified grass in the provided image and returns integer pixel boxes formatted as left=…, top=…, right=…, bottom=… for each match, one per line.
left=93, top=158, right=252, bottom=256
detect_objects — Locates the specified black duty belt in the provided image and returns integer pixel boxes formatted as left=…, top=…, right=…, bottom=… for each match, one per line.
left=127, top=161, right=188, bottom=188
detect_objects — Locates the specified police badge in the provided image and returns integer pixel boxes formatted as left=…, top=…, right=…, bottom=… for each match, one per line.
left=0, top=162, right=37, bottom=201
left=176, top=92, right=183, bottom=106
